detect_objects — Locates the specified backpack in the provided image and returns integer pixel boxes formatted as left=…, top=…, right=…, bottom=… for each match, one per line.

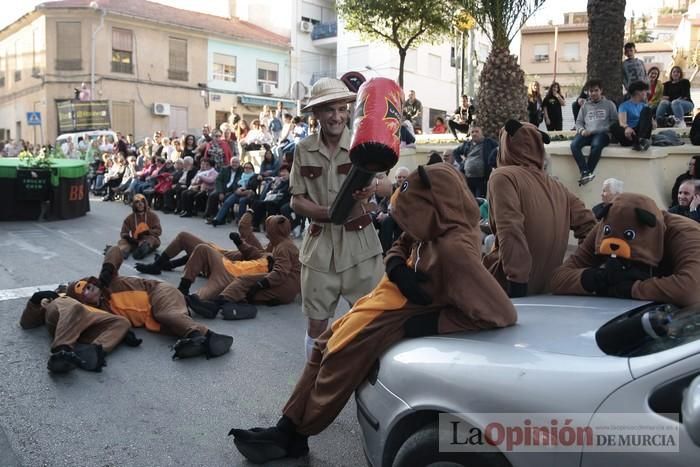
left=269, top=117, right=282, bottom=133
left=690, top=113, right=700, bottom=145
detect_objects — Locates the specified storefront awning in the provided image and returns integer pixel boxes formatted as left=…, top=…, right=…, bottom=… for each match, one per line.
left=238, top=94, right=296, bottom=109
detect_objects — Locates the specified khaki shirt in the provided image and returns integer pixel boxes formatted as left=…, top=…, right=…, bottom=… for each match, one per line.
left=290, top=127, right=382, bottom=273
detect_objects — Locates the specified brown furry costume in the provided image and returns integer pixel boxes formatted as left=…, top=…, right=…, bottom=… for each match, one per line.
left=66, top=246, right=233, bottom=359
left=219, top=214, right=301, bottom=305
left=116, top=194, right=162, bottom=259
left=483, top=120, right=596, bottom=297
left=550, top=193, right=700, bottom=307
left=21, top=294, right=131, bottom=372
left=230, top=163, right=517, bottom=463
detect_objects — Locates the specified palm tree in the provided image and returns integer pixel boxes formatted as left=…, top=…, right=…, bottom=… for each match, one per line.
left=586, top=0, right=626, bottom=104
left=457, top=1, right=545, bottom=138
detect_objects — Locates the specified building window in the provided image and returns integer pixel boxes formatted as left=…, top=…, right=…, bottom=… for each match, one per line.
left=533, top=44, right=549, bottom=62
left=257, top=60, right=279, bottom=87
left=562, top=42, right=580, bottom=62
left=14, top=41, right=21, bottom=82
left=56, top=22, right=82, bottom=70
left=111, top=28, right=133, bottom=74
left=212, top=53, right=236, bottom=82
left=168, top=37, right=188, bottom=81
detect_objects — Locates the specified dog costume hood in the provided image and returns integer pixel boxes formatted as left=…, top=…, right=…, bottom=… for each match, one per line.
left=391, top=163, right=480, bottom=242
left=497, top=120, right=549, bottom=170
left=593, top=193, right=665, bottom=268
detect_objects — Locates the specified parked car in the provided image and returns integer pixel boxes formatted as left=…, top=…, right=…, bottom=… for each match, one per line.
left=56, top=130, right=118, bottom=155
left=356, top=295, right=700, bottom=467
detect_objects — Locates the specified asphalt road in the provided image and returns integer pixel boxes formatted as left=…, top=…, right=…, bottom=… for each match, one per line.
left=0, top=196, right=361, bottom=467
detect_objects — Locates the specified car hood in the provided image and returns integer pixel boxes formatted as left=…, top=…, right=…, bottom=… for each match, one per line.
left=431, top=295, right=652, bottom=357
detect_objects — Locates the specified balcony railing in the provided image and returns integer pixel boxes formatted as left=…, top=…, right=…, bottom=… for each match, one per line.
left=311, top=21, right=337, bottom=40
left=168, top=69, right=189, bottom=81
left=56, top=59, right=82, bottom=71
left=111, top=61, right=133, bottom=74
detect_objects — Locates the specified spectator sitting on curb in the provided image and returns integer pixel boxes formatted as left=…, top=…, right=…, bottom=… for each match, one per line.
left=592, top=178, right=624, bottom=219
left=669, top=179, right=700, bottom=222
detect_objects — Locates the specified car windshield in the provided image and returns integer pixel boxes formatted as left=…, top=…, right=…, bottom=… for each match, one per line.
left=596, top=303, right=700, bottom=357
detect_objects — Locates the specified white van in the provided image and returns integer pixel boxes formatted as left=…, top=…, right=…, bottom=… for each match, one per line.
left=56, top=130, right=118, bottom=157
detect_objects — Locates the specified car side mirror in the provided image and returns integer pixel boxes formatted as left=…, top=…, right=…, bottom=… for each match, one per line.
left=682, top=375, right=700, bottom=446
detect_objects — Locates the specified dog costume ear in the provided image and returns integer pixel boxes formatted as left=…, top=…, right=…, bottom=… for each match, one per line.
left=595, top=203, right=612, bottom=220
left=417, top=165, right=431, bottom=188
left=635, top=208, right=657, bottom=227
left=504, top=119, right=522, bottom=137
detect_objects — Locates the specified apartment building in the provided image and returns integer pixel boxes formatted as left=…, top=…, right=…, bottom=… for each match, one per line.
left=0, top=0, right=290, bottom=144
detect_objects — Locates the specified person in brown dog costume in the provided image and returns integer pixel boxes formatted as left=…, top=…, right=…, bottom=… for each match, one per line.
left=20, top=291, right=137, bottom=373
left=185, top=212, right=301, bottom=321
left=550, top=192, right=700, bottom=306
left=483, top=119, right=596, bottom=297
left=66, top=246, right=233, bottom=360
left=113, top=194, right=162, bottom=260
left=228, top=163, right=517, bottom=464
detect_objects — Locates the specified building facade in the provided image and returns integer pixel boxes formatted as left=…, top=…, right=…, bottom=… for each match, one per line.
left=0, top=0, right=290, bottom=144
left=519, top=12, right=589, bottom=95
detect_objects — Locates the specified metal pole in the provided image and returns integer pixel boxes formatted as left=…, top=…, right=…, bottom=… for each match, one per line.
left=467, top=29, right=475, bottom=97
left=90, top=8, right=106, bottom=100
left=460, top=32, right=466, bottom=98
left=553, top=26, right=559, bottom=82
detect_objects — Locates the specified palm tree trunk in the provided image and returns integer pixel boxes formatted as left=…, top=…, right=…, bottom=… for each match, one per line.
left=476, top=47, right=527, bottom=138
left=586, top=0, right=627, bottom=104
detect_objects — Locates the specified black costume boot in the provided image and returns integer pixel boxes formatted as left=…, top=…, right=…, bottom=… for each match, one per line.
left=164, top=254, right=189, bottom=271
left=135, top=253, right=171, bottom=275
left=171, top=330, right=233, bottom=359
left=177, top=278, right=192, bottom=296
left=47, top=345, right=85, bottom=374
left=131, top=242, right=153, bottom=260
left=205, top=330, right=233, bottom=358
left=220, top=302, right=258, bottom=321
left=229, top=415, right=309, bottom=464
left=188, top=294, right=221, bottom=319
left=73, top=343, right=107, bottom=372
left=171, top=330, right=207, bottom=359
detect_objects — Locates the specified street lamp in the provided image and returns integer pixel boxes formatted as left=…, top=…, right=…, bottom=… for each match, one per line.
left=90, top=1, right=106, bottom=101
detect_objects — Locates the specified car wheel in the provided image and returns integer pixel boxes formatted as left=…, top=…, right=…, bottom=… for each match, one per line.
left=392, top=422, right=510, bottom=467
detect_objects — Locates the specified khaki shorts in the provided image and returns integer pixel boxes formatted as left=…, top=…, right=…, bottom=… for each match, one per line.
left=301, top=254, right=383, bottom=320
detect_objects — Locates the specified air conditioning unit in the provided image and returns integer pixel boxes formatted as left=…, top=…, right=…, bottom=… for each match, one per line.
left=260, top=83, right=276, bottom=95
left=152, top=102, right=171, bottom=116
left=299, top=20, right=313, bottom=33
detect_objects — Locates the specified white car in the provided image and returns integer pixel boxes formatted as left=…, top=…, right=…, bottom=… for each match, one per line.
left=356, top=295, right=700, bottom=467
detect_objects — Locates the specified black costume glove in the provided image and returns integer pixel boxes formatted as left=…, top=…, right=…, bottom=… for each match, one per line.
left=99, top=263, right=117, bottom=288
left=607, top=281, right=635, bottom=299
left=124, top=330, right=143, bottom=347
left=386, top=257, right=432, bottom=306
left=507, top=281, right=528, bottom=298
left=246, top=279, right=270, bottom=303
left=603, top=257, right=652, bottom=284
left=582, top=257, right=651, bottom=296
left=403, top=312, right=440, bottom=338
left=123, top=236, right=138, bottom=246
left=229, top=232, right=243, bottom=248
left=30, top=290, right=59, bottom=305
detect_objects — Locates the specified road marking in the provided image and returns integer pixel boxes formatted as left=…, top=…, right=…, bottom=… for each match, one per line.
left=0, top=284, right=60, bottom=302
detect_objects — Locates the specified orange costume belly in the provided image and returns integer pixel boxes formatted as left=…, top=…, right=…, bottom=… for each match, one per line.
left=108, top=290, right=161, bottom=332
left=223, top=256, right=269, bottom=277
left=327, top=275, right=408, bottom=355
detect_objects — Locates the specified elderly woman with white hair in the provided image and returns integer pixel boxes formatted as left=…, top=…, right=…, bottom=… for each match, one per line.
left=593, top=177, right=624, bottom=219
